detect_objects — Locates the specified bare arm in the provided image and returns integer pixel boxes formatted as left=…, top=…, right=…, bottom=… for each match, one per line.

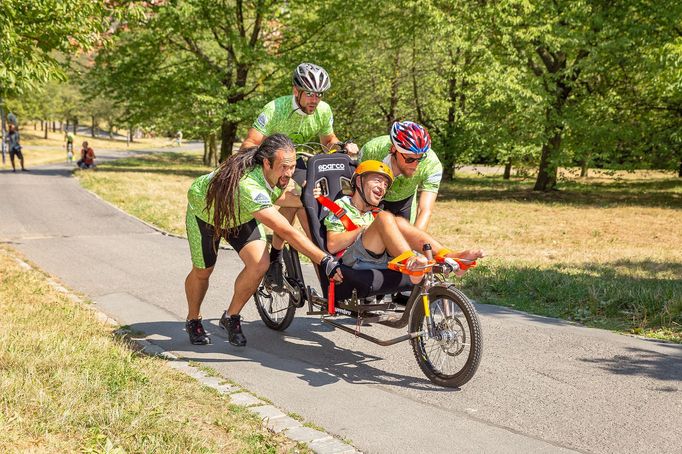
left=414, top=191, right=437, bottom=231
left=254, top=207, right=327, bottom=265
left=274, top=189, right=303, bottom=208
left=240, top=128, right=265, bottom=151
left=320, top=133, right=359, bottom=156
left=326, top=228, right=363, bottom=255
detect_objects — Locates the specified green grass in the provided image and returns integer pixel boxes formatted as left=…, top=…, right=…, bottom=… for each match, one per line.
left=75, top=153, right=682, bottom=342
left=0, top=246, right=307, bottom=453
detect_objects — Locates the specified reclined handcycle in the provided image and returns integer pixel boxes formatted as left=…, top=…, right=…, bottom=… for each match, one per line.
left=253, top=151, right=483, bottom=388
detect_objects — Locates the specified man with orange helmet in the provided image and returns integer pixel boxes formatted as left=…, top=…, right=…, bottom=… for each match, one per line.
left=321, top=160, right=481, bottom=282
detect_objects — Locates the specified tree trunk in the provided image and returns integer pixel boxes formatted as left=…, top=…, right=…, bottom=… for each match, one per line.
left=44, top=120, right=48, bottom=139
left=678, top=159, right=681, bottom=177
left=534, top=129, right=562, bottom=191
left=220, top=119, right=238, bottom=162
left=580, top=158, right=589, bottom=178
left=209, top=132, right=218, bottom=167
left=503, top=160, right=512, bottom=180
left=91, top=115, right=96, bottom=137
left=129, top=127, right=134, bottom=143
left=202, top=136, right=209, bottom=165
left=73, top=118, right=78, bottom=135
left=34, top=122, right=37, bottom=130
left=40, top=121, right=43, bottom=131
left=65, top=119, right=69, bottom=132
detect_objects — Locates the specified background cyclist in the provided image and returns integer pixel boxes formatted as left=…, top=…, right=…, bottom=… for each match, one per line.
left=359, top=121, right=442, bottom=231
left=184, top=133, right=342, bottom=347
left=239, top=63, right=359, bottom=289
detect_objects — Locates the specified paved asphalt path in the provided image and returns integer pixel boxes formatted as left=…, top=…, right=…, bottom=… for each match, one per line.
left=1, top=149, right=681, bottom=454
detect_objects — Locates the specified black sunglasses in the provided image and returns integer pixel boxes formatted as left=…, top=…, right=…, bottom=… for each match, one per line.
left=400, top=152, right=426, bottom=164
left=304, top=91, right=323, bottom=98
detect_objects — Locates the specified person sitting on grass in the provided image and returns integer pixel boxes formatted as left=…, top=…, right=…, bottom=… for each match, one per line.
left=320, top=160, right=483, bottom=284
left=77, top=141, right=96, bottom=169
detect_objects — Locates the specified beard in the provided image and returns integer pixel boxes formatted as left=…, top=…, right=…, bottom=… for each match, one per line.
left=277, top=176, right=290, bottom=189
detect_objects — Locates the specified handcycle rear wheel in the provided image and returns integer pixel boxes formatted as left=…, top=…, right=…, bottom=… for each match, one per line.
left=254, top=248, right=298, bottom=331
left=409, top=286, right=482, bottom=388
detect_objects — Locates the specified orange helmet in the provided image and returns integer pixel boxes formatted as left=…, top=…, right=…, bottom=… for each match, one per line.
left=352, top=160, right=394, bottom=190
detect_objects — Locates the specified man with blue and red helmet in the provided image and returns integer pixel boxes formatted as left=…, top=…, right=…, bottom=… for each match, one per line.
left=359, top=121, right=443, bottom=231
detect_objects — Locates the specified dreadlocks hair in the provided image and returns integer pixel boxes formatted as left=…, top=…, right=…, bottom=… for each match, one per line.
left=205, top=133, right=295, bottom=238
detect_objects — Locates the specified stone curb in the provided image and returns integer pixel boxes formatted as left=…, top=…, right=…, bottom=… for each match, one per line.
left=10, top=254, right=359, bottom=454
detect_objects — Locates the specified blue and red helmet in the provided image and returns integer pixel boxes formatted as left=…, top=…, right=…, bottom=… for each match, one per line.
left=390, top=121, right=431, bottom=155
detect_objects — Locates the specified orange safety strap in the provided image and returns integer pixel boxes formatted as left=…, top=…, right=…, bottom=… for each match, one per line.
left=316, top=196, right=381, bottom=314
left=316, top=195, right=359, bottom=231
left=388, top=250, right=434, bottom=277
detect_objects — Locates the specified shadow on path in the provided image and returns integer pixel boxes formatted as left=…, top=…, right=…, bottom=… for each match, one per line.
left=126, top=318, right=459, bottom=392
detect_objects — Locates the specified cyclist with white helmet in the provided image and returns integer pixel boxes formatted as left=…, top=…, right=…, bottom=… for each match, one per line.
left=241, top=63, right=359, bottom=289
left=241, top=63, right=358, bottom=155
left=359, top=121, right=443, bottom=231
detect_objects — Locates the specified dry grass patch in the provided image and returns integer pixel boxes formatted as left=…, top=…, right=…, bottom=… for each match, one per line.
left=434, top=174, right=681, bottom=338
left=0, top=246, right=307, bottom=453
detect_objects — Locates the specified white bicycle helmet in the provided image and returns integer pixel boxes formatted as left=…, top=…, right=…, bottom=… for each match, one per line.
left=293, top=63, right=331, bottom=93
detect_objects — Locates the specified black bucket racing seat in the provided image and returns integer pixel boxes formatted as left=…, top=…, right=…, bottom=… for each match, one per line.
left=300, top=152, right=412, bottom=301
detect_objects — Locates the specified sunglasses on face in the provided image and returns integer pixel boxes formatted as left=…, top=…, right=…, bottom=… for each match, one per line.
left=400, top=153, right=426, bottom=164
left=304, top=91, right=323, bottom=98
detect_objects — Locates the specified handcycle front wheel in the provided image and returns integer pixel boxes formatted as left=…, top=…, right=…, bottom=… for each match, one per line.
left=253, top=247, right=299, bottom=331
left=409, top=286, right=483, bottom=388
left=254, top=283, right=297, bottom=331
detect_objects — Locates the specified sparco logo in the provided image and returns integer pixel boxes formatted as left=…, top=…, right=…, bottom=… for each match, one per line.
left=317, top=163, right=346, bottom=172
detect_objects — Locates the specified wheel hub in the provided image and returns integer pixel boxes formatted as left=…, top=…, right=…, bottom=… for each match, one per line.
left=434, top=318, right=466, bottom=356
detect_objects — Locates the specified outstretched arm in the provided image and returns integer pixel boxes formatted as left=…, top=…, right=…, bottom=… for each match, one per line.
left=414, top=191, right=437, bottom=231
left=254, top=207, right=342, bottom=281
left=321, top=133, right=359, bottom=156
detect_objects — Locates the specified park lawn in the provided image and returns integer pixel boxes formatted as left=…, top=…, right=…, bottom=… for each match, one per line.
left=75, top=152, right=682, bottom=342
left=0, top=245, right=306, bottom=453
left=1, top=130, right=175, bottom=169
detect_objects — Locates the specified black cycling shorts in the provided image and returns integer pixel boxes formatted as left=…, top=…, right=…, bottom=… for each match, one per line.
left=381, top=194, right=415, bottom=221
left=186, top=214, right=264, bottom=269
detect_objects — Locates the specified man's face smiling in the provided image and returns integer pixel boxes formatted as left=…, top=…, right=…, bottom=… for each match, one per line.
left=360, top=173, right=390, bottom=206
left=294, top=86, right=322, bottom=114
left=264, top=148, right=296, bottom=189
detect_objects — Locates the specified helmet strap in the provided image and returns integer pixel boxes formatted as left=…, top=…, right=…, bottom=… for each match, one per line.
left=354, top=175, right=380, bottom=210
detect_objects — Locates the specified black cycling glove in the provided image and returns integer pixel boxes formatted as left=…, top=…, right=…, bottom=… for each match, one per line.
left=320, top=254, right=341, bottom=278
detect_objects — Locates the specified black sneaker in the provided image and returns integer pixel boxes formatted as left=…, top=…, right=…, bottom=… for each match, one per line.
left=219, top=312, right=247, bottom=347
left=185, top=318, right=211, bottom=345
left=391, top=291, right=410, bottom=305
left=264, top=258, right=285, bottom=291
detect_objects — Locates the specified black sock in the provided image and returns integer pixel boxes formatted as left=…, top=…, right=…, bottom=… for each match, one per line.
left=230, top=314, right=240, bottom=321
left=269, top=245, right=282, bottom=262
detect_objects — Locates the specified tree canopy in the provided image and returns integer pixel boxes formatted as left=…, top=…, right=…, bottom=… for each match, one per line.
left=6, top=0, right=681, bottom=183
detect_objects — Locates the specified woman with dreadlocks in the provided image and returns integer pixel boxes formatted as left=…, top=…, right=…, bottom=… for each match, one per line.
left=184, top=133, right=342, bottom=347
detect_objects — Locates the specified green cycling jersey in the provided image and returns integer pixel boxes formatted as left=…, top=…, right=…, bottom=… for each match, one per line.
left=253, top=95, right=334, bottom=145
left=187, top=166, right=283, bottom=228
left=359, top=135, right=443, bottom=202
left=323, top=195, right=376, bottom=233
